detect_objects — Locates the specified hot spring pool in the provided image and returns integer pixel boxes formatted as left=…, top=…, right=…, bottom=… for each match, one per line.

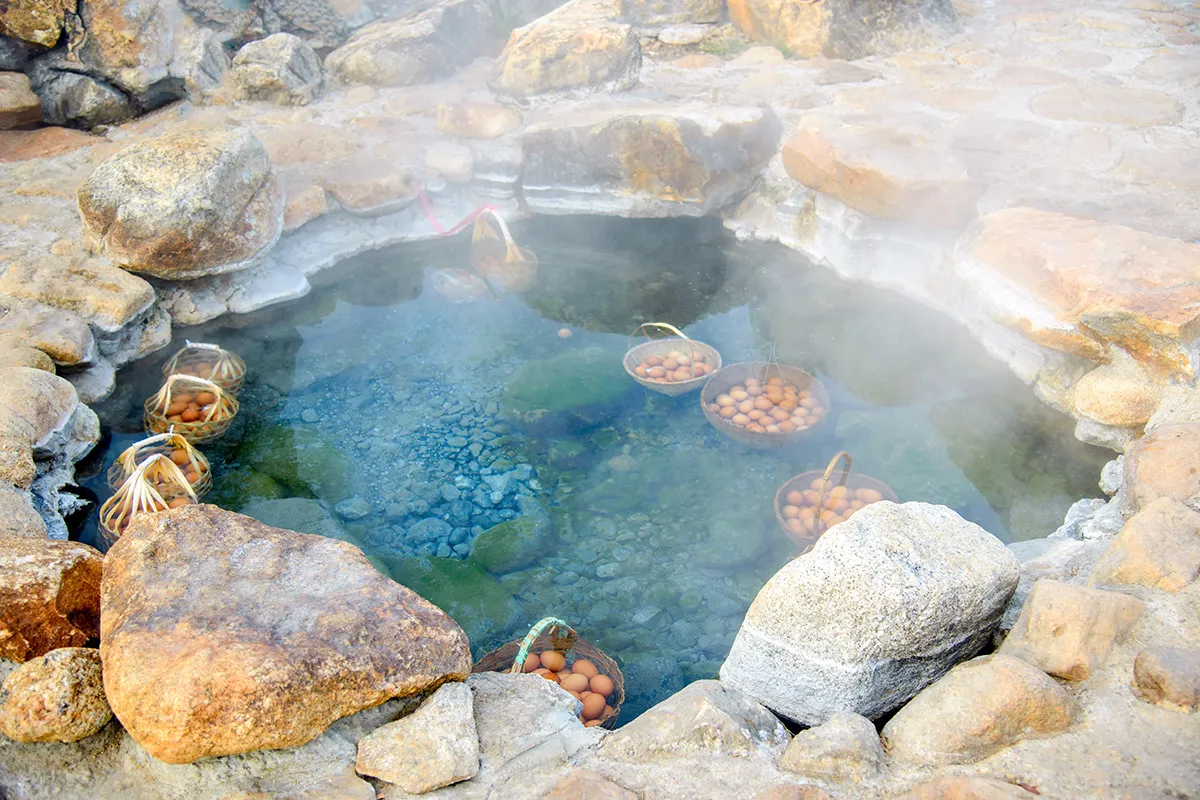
left=76, top=216, right=1110, bottom=721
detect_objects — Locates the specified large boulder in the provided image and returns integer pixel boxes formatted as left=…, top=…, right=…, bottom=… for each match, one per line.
left=719, top=502, right=1019, bottom=725
left=182, top=0, right=374, bottom=51
left=470, top=514, right=549, bottom=574
left=324, top=0, right=491, bottom=87
left=78, top=128, right=284, bottom=280
left=0, top=539, right=103, bottom=662
left=488, top=0, right=640, bottom=103
left=0, top=255, right=155, bottom=335
left=0, top=0, right=74, bottom=46
left=100, top=505, right=472, bottom=763
left=0, top=71, right=40, bottom=129
left=229, top=32, right=325, bottom=105
left=501, top=348, right=633, bottom=435
left=728, top=0, right=957, bottom=59
left=0, top=647, right=112, bottom=743
left=522, top=103, right=781, bottom=216
left=72, top=0, right=179, bottom=106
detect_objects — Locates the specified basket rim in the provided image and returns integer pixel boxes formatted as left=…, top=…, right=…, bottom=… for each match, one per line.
left=623, top=337, right=722, bottom=392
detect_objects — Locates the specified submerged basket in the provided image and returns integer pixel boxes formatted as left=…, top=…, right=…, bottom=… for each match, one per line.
left=623, top=322, right=722, bottom=397
left=775, top=451, right=898, bottom=553
left=144, top=375, right=239, bottom=444
left=162, top=342, right=247, bottom=395
left=473, top=617, right=625, bottom=730
left=99, top=454, right=197, bottom=547
left=701, top=361, right=830, bottom=450
left=107, top=432, right=212, bottom=499
left=469, top=238, right=538, bottom=293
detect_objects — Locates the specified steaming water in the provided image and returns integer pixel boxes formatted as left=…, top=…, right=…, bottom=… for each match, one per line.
left=77, top=217, right=1109, bottom=721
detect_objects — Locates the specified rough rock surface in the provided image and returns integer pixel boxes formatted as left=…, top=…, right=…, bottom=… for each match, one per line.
left=1089, top=498, right=1200, bottom=592
left=0, top=539, right=103, bottom=662
left=1123, top=424, right=1200, bottom=512
left=0, top=72, right=40, bottom=129
left=0, top=339, right=54, bottom=372
left=0, top=647, right=111, bottom=742
left=100, top=505, right=473, bottom=763
left=542, top=769, right=639, bottom=799
left=778, top=711, right=885, bottom=783
left=720, top=502, right=1019, bottom=725
left=70, top=0, right=179, bottom=108
left=0, top=255, right=155, bottom=333
left=0, top=485, right=48, bottom=538
left=1072, top=353, right=1161, bottom=427
left=354, top=681, right=479, bottom=792
left=0, top=436, right=36, bottom=490
left=229, top=33, right=325, bottom=105
left=522, top=104, right=781, bottom=216
left=893, top=776, right=1036, bottom=799
left=999, top=579, right=1143, bottom=681
left=0, top=0, right=74, bottom=47
left=27, top=64, right=137, bottom=128
left=1132, top=647, right=1200, bottom=712
left=78, top=127, right=284, bottom=280
left=618, top=0, right=721, bottom=23
left=0, top=367, right=91, bottom=457
left=881, top=654, right=1074, bottom=765
left=0, top=302, right=95, bottom=367
left=324, top=0, right=490, bottom=87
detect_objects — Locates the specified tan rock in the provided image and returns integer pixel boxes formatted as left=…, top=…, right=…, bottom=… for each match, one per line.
left=1072, top=354, right=1160, bottom=427
left=229, top=33, right=324, bottom=106
left=1132, top=646, right=1200, bottom=712
left=1123, top=424, right=1200, bottom=510
left=0, top=538, right=103, bottom=662
left=1089, top=498, right=1200, bottom=592
left=258, top=122, right=363, bottom=166
left=0, top=255, right=154, bottom=333
left=952, top=208, right=1200, bottom=378
left=425, top=142, right=473, bottom=183
left=668, top=53, right=724, bottom=69
left=0, top=301, right=95, bottom=366
left=71, top=0, right=175, bottom=102
left=1030, top=83, right=1183, bottom=127
left=999, top=579, right=1144, bottom=681
left=752, top=787, right=833, bottom=800
left=0, top=0, right=74, bottom=47
left=0, top=72, right=41, bottom=130
left=320, top=158, right=418, bottom=216
left=0, top=367, right=81, bottom=450
left=101, top=505, right=472, bottom=763
left=892, top=776, right=1037, bottom=799
left=0, top=339, right=55, bottom=372
left=618, top=0, right=722, bottom=23
left=0, top=647, right=111, bottom=742
left=0, top=486, right=48, bottom=538
left=436, top=103, right=522, bottom=139
left=881, top=654, right=1074, bottom=765
left=541, top=770, right=638, bottom=799
left=727, top=45, right=787, bottom=67
left=782, top=109, right=978, bottom=228
left=0, top=436, right=35, bottom=490
left=0, top=127, right=99, bottom=164
left=778, top=711, right=885, bottom=782
left=282, top=181, right=329, bottom=232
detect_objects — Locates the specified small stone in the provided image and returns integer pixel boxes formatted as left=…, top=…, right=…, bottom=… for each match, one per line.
left=0, top=72, right=40, bottom=130
left=1089, top=498, right=1200, bottom=592
left=355, top=681, right=478, bottom=792
left=542, top=769, right=638, bottom=799
left=1131, top=646, right=1200, bottom=712
left=335, top=497, right=372, bottom=521
left=881, top=654, right=1074, bottom=765
left=0, top=647, right=111, bottom=742
left=658, top=24, right=709, bottom=45
left=301, top=408, right=320, bottom=423
left=892, top=776, right=1036, bottom=799
left=440, top=484, right=462, bottom=502
left=1123, top=425, right=1200, bottom=512
left=778, top=711, right=885, bottom=782
left=425, top=142, right=474, bottom=183
left=998, top=579, right=1144, bottom=682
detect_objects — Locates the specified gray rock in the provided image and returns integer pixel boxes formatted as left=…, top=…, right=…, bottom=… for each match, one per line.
left=27, top=65, right=136, bottom=129
left=657, top=24, right=711, bottom=45
left=720, top=502, right=1019, bottom=726
left=406, top=517, right=453, bottom=545
left=230, top=33, right=324, bottom=105
left=470, top=514, right=549, bottom=574
left=1048, top=497, right=1109, bottom=540
left=1100, top=456, right=1124, bottom=496
left=440, top=484, right=462, bottom=502
left=0, top=37, right=33, bottom=72
left=301, top=408, right=321, bottom=423
left=355, top=682, right=478, bottom=792
left=335, top=497, right=373, bottom=521
left=778, top=711, right=885, bottom=782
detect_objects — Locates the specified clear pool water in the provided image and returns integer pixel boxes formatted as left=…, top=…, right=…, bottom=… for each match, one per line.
left=77, top=216, right=1110, bottom=721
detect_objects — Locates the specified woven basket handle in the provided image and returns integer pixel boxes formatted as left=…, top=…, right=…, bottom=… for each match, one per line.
left=509, top=617, right=577, bottom=674
left=813, top=451, right=852, bottom=536
left=183, top=340, right=223, bottom=352
left=628, top=322, right=690, bottom=353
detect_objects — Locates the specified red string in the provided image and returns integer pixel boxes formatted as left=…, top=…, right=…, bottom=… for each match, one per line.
left=416, top=186, right=496, bottom=237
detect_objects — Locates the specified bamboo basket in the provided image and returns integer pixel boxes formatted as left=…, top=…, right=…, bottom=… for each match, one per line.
left=472, top=617, right=625, bottom=730
left=99, top=454, right=197, bottom=547
left=107, top=432, right=212, bottom=499
left=623, top=322, right=721, bottom=397
left=775, top=451, right=898, bottom=553
left=701, top=361, right=830, bottom=449
left=162, top=342, right=247, bottom=395
left=469, top=238, right=538, bottom=293
left=144, top=375, right=239, bottom=444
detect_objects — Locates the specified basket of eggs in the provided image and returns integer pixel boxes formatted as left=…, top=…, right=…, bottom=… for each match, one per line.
left=775, top=451, right=898, bottom=553
left=144, top=375, right=239, bottom=444
left=473, top=617, right=624, bottom=729
left=623, top=322, right=721, bottom=396
left=701, top=361, right=830, bottom=449
left=99, top=453, right=197, bottom=547
left=162, top=341, right=247, bottom=395
left=107, top=432, right=212, bottom=500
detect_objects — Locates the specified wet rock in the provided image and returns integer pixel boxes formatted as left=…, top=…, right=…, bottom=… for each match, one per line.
left=0, top=301, right=95, bottom=367
left=436, top=102, right=522, bottom=139
left=778, top=711, right=885, bottom=783
left=0, top=647, right=111, bottom=742
left=101, top=505, right=472, bottom=763
left=881, top=654, right=1074, bottom=765
left=543, top=770, right=639, bottom=799
left=489, top=0, right=641, bottom=102
left=78, top=127, right=284, bottom=280
left=0, top=72, right=39, bottom=129
left=1131, top=646, right=1200, bottom=712
left=26, top=66, right=137, bottom=128
left=998, top=579, right=1143, bottom=682
left=324, top=0, right=490, bottom=87
left=229, top=33, right=325, bottom=105
left=1088, top=498, right=1200, bottom=592
left=783, top=108, right=976, bottom=229
left=382, top=555, right=520, bottom=644
left=893, top=776, right=1036, bottom=799
left=0, top=368, right=95, bottom=462
left=0, top=539, right=103, bottom=662
left=1123, top=424, right=1200, bottom=511
left=619, top=0, right=722, bottom=24
left=0, top=486, right=48, bottom=538
left=471, top=514, right=549, bottom=574
left=1031, top=83, right=1183, bottom=127
left=729, top=0, right=957, bottom=58
left=522, top=103, right=780, bottom=216
left=355, top=682, right=478, bottom=792
left=1072, top=353, right=1161, bottom=427
left=952, top=209, right=1200, bottom=379
left=335, top=496, right=372, bottom=521
left=600, top=680, right=790, bottom=761
left=501, top=348, right=632, bottom=436
left=720, top=502, right=1018, bottom=725
left=0, top=255, right=154, bottom=334
left=0, top=0, right=73, bottom=47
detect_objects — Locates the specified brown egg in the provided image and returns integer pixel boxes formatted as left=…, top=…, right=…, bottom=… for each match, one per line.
left=196, top=391, right=217, bottom=405
left=849, top=500, right=866, bottom=511
left=584, top=719, right=603, bottom=728
left=589, top=674, right=615, bottom=697
left=645, top=356, right=663, bottom=367
left=746, top=384, right=764, bottom=397
left=523, top=654, right=541, bottom=673
left=167, top=415, right=183, bottom=423
left=662, top=359, right=679, bottom=371
left=185, top=470, right=200, bottom=484
left=746, top=423, right=766, bottom=433
left=581, top=693, right=607, bottom=721
left=786, top=490, right=805, bottom=506
left=792, top=406, right=809, bottom=418
left=676, top=355, right=692, bottom=366
left=174, top=393, right=195, bottom=404
left=804, top=490, right=820, bottom=505
left=573, top=659, right=600, bottom=679
left=731, top=414, right=750, bottom=426
left=779, top=420, right=797, bottom=433
left=647, top=367, right=667, bottom=378
left=787, top=518, right=804, bottom=534
left=708, top=403, right=721, bottom=413
left=635, top=366, right=648, bottom=377
left=856, top=488, right=884, bottom=503
left=534, top=667, right=550, bottom=676
left=799, top=390, right=812, bottom=400
left=752, top=395, right=774, bottom=411
left=716, top=394, right=736, bottom=408
left=747, top=409, right=765, bottom=421
left=167, top=497, right=191, bottom=509
left=829, top=486, right=850, bottom=501
left=667, top=351, right=683, bottom=361
left=769, top=408, right=790, bottom=423
left=181, top=409, right=200, bottom=422
left=729, top=389, right=749, bottom=402
left=809, top=478, right=829, bottom=491
left=819, top=509, right=839, bottom=524
left=745, top=378, right=760, bottom=388
left=765, top=424, right=780, bottom=433
left=187, top=402, right=201, bottom=412
left=691, top=364, right=709, bottom=377
left=719, top=406, right=737, bottom=419
left=170, top=449, right=191, bottom=465
left=782, top=504, right=801, bottom=519
left=801, top=396, right=819, bottom=409
left=561, top=673, right=590, bottom=693
left=798, top=507, right=816, bottom=524
left=672, top=369, right=692, bottom=382
left=604, top=705, right=614, bottom=717
left=540, top=651, right=566, bottom=672
left=166, top=401, right=188, bottom=416
left=829, top=497, right=850, bottom=513
left=734, top=402, right=753, bottom=417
